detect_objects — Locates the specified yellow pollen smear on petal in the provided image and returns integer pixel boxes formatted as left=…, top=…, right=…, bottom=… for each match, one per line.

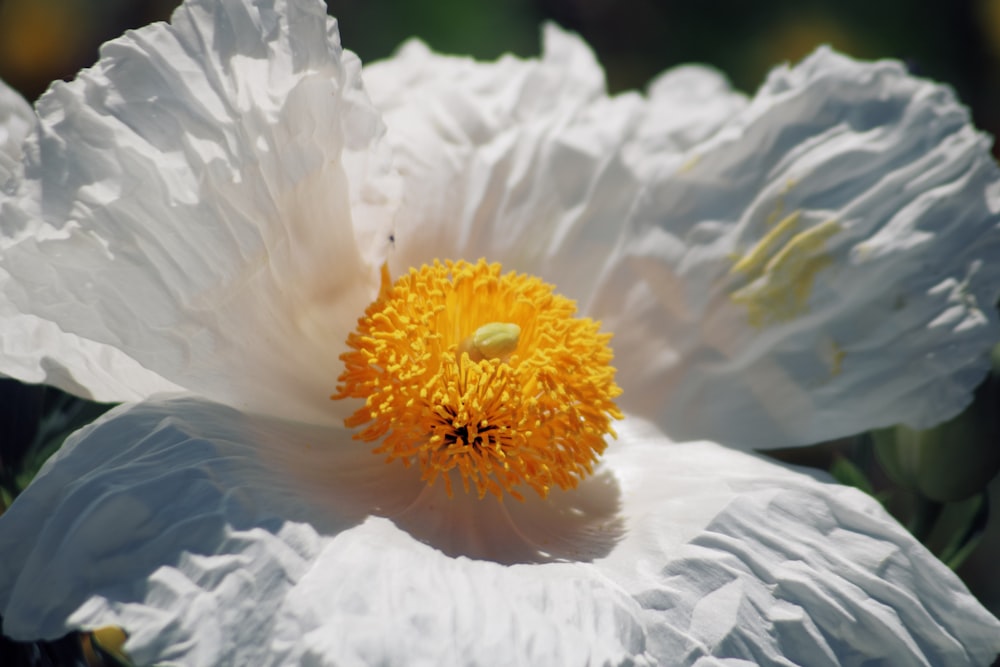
left=333, top=259, right=623, bottom=501
left=823, top=338, right=847, bottom=377
left=730, top=211, right=804, bottom=277
left=729, top=215, right=842, bottom=327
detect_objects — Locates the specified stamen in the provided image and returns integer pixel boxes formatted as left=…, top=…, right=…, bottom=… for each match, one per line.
left=333, top=259, right=622, bottom=501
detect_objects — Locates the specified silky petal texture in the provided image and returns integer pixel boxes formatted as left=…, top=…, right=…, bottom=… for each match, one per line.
left=590, top=47, right=1000, bottom=447
left=0, top=78, right=33, bottom=192
left=364, top=27, right=647, bottom=307
left=364, top=36, right=1000, bottom=448
left=623, top=64, right=749, bottom=176
left=0, top=0, right=390, bottom=424
left=0, top=79, right=184, bottom=400
left=0, top=399, right=996, bottom=665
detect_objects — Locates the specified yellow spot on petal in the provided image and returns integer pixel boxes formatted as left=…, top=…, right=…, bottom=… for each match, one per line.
left=333, top=259, right=622, bottom=501
left=765, top=205, right=784, bottom=228
left=730, top=215, right=841, bottom=327
left=819, top=337, right=847, bottom=377
left=764, top=178, right=798, bottom=227
left=730, top=211, right=804, bottom=277
left=680, top=154, right=701, bottom=172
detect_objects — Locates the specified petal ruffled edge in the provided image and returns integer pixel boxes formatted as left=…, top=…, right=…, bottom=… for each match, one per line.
left=0, top=398, right=645, bottom=665
left=597, top=417, right=1000, bottom=666
left=1, top=402, right=996, bottom=665
left=0, top=78, right=32, bottom=192
left=0, top=0, right=389, bottom=423
left=366, top=25, right=647, bottom=310
left=624, top=63, right=749, bottom=175
left=0, top=78, right=180, bottom=401
left=595, top=47, right=1000, bottom=448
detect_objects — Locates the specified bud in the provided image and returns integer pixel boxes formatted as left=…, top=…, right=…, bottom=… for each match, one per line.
left=874, top=363, right=1000, bottom=502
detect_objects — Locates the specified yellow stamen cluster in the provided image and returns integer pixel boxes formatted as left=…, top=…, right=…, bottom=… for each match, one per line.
left=333, top=259, right=622, bottom=500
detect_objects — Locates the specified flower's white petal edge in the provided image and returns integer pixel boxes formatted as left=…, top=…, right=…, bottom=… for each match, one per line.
left=0, top=78, right=33, bottom=192
left=365, top=25, right=649, bottom=308
left=0, top=0, right=390, bottom=424
left=0, top=306, right=184, bottom=401
left=593, top=47, right=1000, bottom=447
left=623, top=64, right=749, bottom=176
left=0, top=397, right=642, bottom=665
left=0, top=79, right=182, bottom=400
left=602, top=418, right=1000, bottom=666
left=2, top=401, right=996, bottom=665
left=0, top=397, right=417, bottom=664
left=365, top=27, right=747, bottom=315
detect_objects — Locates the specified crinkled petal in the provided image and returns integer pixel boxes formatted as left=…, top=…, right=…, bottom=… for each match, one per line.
left=365, top=26, right=647, bottom=307
left=0, top=397, right=410, bottom=664
left=0, top=308, right=182, bottom=401
left=0, top=0, right=389, bottom=423
left=0, top=79, right=181, bottom=400
left=0, top=398, right=644, bottom=665
left=363, top=31, right=742, bottom=311
left=0, top=78, right=33, bottom=192
left=593, top=47, right=1000, bottom=447
left=1, top=402, right=995, bottom=665
left=599, top=418, right=1000, bottom=666
left=365, top=38, right=1000, bottom=451
left=624, top=64, right=748, bottom=175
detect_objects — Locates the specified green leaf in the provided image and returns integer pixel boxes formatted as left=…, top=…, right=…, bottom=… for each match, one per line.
left=830, top=455, right=876, bottom=496
left=939, top=491, right=990, bottom=571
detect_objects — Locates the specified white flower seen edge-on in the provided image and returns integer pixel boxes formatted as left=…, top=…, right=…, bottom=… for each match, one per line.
left=0, top=0, right=998, bottom=665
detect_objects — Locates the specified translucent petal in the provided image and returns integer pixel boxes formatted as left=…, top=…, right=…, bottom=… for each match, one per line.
left=0, top=79, right=180, bottom=400
left=624, top=64, right=749, bottom=175
left=0, top=307, right=182, bottom=401
left=364, top=26, right=646, bottom=307
left=1, top=401, right=995, bottom=665
left=0, top=78, right=33, bottom=192
left=592, top=47, right=1000, bottom=447
left=600, top=419, right=1000, bottom=666
left=0, top=0, right=389, bottom=423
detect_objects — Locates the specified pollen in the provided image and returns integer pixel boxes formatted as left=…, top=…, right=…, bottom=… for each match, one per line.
left=333, top=259, right=623, bottom=501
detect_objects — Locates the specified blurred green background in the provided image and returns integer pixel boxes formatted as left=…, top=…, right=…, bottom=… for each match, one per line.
left=0, top=0, right=998, bottom=625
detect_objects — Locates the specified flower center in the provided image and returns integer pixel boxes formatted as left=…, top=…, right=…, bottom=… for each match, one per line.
left=333, top=259, right=622, bottom=501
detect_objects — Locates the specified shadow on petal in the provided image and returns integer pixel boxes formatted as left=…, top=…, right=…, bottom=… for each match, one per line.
left=0, top=395, right=627, bottom=643
left=383, top=467, right=624, bottom=565
left=266, top=414, right=626, bottom=565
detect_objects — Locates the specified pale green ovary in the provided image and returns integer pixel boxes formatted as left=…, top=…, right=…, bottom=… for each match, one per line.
left=460, top=322, right=521, bottom=362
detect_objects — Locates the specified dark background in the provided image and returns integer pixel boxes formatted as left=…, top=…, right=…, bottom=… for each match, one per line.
left=3, top=0, right=1000, bottom=138
left=1, top=0, right=998, bottom=618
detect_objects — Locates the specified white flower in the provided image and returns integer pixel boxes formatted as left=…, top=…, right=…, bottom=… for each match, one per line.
left=1, top=0, right=999, bottom=664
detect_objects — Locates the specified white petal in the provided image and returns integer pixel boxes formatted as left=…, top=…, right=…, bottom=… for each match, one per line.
left=365, top=26, right=646, bottom=307
left=0, top=307, right=182, bottom=401
left=624, top=64, right=749, bottom=175
left=0, top=397, right=409, bottom=662
left=598, top=418, right=1000, bottom=666
left=1, top=402, right=995, bottom=665
left=0, top=398, right=643, bottom=665
left=0, top=0, right=389, bottom=424
left=0, top=78, right=33, bottom=192
left=0, top=79, right=180, bottom=400
left=593, top=47, right=1000, bottom=447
